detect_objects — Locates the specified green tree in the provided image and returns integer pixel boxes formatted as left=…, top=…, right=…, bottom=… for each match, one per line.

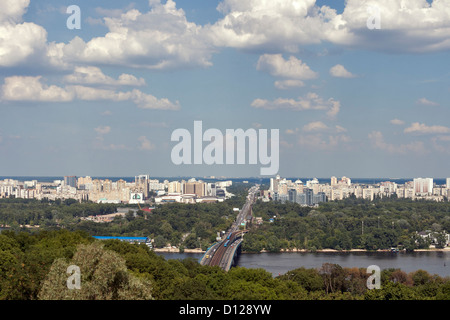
left=38, top=242, right=152, bottom=300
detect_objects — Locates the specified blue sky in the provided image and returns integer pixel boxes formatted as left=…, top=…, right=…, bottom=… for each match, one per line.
left=1, top=0, right=450, bottom=178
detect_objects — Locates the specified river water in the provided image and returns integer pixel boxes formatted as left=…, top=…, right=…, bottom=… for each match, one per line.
left=158, top=251, right=450, bottom=277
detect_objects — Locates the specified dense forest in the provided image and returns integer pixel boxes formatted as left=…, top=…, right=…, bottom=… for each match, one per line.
left=0, top=229, right=449, bottom=300
left=243, top=196, right=450, bottom=252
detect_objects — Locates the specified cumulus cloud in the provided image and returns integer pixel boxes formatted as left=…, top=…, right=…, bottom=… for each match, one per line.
left=1, top=76, right=180, bottom=110
left=208, top=0, right=450, bottom=54
left=257, top=54, right=318, bottom=80
left=0, top=21, right=48, bottom=68
left=64, top=66, right=146, bottom=86
left=390, top=119, right=405, bottom=125
left=340, top=0, right=450, bottom=53
left=0, top=0, right=51, bottom=68
left=3, top=0, right=450, bottom=74
left=368, top=131, right=427, bottom=154
left=209, top=0, right=349, bottom=52
left=94, top=126, right=111, bottom=135
left=1, top=76, right=74, bottom=102
left=52, top=0, right=215, bottom=70
left=138, top=136, right=155, bottom=151
left=404, top=122, right=450, bottom=135
left=302, top=121, right=328, bottom=132
left=416, top=97, right=439, bottom=106
left=329, top=64, right=357, bottom=78
left=0, top=0, right=30, bottom=23
left=431, top=135, right=450, bottom=154
left=298, top=133, right=351, bottom=150
left=274, top=80, right=305, bottom=89
left=251, top=92, right=340, bottom=118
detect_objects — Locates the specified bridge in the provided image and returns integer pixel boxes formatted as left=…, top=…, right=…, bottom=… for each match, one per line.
left=200, top=185, right=258, bottom=271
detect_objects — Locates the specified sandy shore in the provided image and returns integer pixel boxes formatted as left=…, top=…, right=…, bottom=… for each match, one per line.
left=259, top=247, right=450, bottom=253
left=153, top=247, right=450, bottom=254
left=153, top=248, right=205, bottom=253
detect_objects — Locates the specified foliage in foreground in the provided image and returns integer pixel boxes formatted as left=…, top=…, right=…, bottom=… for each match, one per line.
left=0, top=230, right=449, bottom=300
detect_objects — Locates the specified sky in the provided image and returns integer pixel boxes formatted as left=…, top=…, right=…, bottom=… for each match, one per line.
left=1, top=0, right=450, bottom=179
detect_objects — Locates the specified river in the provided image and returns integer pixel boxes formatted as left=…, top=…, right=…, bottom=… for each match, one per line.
left=157, top=251, right=450, bottom=277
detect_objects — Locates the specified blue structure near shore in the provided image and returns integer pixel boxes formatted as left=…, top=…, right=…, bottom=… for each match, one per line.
left=93, top=236, right=151, bottom=247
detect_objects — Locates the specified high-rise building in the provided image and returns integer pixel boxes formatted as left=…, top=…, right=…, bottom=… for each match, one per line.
left=183, top=181, right=206, bottom=197
left=168, top=181, right=182, bottom=193
left=331, top=176, right=337, bottom=186
left=340, top=176, right=351, bottom=186
left=312, top=192, right=327, bottom=205
left=414, top=178, right=433, bottom=194
left=135, top=174, right=150, bottom=198
left=447, top=178, right=450, bottom=189
left=288, top=189, right=297, bottom=203
left=64, top=176, right=77, bottom=188
left=305, top=188, right=314, bottom=206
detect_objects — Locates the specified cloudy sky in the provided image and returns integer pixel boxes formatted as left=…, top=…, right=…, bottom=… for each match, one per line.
left=1, top=0, right=450, bottom=178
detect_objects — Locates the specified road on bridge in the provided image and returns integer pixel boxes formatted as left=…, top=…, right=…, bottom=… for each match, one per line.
left=200, top=185, right=259, bottom=270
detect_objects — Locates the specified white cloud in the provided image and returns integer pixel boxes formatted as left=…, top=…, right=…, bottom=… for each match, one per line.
left=53, top=0, right=215, bottom=70
left=130, top=89, right=180, bottom=110
left=368, top=131, right=427, bottom=154
left=298, top=133, right=351, bottom=150
left=285, top=128, right=298, bottom=135
left=303, top=121, right=328, bottom=132
left=138, top=136, right=155, bottom=151
left=0, top=0, right=50, bottom=68
left=404, top=122, right=450, bottom=135
left=94, top=126, right=111, bottom=135
left=329, top=64, right=357, bottom=78
left=0, top=22, right=48, bottom=67
left=64, top=66, right=146, bottom=86
left=257, top=54, right=318, bottom=80
left=209, top=0, right=348, bottom=52
left=431, top=135, right=450, bottom=154
left=251, top=92, right=340, bottom=118
left=335, top=125, right=348, bottom=133
left=0, top=0, right=29, bottom=24
left=340, top=0, right=450, bottom=53
left=3, top=0, right=450, bottom=74
left=1, top=76, right=180, bottom=110
left=416, top=97, right=439, bottom=106
left=1, top=76, right=74, bottom=102
left=390, top=119, right=405, bottom=125
left=274, top=80, right=305, bottom=89
left=209, top=0, right=450, bottom=54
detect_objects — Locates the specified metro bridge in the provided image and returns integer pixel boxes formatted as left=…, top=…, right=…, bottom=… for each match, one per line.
left=200, top=185, right=258, bottom=271
left=200, top=230, right=247, bottom=271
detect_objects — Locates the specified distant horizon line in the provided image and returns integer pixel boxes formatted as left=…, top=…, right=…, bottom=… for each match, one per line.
left=0, top=175, right=448, bottom=180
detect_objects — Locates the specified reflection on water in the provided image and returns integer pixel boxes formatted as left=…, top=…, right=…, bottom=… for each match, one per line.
left=158, top=251, right=450, bottom=277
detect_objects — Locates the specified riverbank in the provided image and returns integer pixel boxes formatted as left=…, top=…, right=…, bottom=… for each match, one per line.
left=153, top=247, right=204, bottom=253
left=152, top=246, right=450, bottom=253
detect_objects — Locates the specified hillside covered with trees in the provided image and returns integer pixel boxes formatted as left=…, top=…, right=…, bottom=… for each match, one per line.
left=1, top=230, right=449, bottom=300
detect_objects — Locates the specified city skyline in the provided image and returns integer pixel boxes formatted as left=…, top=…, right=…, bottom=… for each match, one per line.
left=2, top=173, right=450, bottom=205
left=1, top=0, right=450, bottom=178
